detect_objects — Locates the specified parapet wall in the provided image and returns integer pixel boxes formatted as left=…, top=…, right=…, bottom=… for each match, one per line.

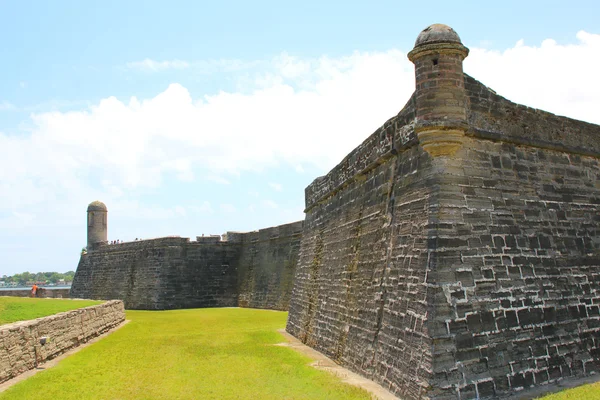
left=71, top=222, right=303, bottom=310
left=0, top=300, right=125, bottom=384
left=286, top=73, right=600, bottom=399
left=465, top=74, right=600, bottom=157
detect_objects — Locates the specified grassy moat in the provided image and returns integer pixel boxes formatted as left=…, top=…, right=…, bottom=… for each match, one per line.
left=0, top=301, right=598, bottom=400
left=0, top=306, right=369, bottom=400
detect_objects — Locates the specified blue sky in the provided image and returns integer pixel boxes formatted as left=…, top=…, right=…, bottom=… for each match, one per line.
left=1, top=1, right=599, bottom=276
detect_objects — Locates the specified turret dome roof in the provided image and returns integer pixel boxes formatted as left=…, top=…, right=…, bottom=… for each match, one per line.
left=87, top=200, right=107, bottom=212
left=414, top=24, right=462, bottom=47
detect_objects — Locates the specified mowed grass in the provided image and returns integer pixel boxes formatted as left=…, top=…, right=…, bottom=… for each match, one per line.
left=538, top=381, right=600, bottom=399
left=0, top=308, right=371, bottom=400
left=0, top=297, right=102, bottom=325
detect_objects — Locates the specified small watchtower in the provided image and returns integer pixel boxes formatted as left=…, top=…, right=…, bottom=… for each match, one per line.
left=87, top=200, right=108, bottom=250
left=408, top=23, right=469, bottom=156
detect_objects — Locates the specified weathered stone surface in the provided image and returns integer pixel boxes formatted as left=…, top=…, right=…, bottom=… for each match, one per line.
left=288, top=136, right=436, bottom=399
left=87, top=200, right=107, bottom=251
left=0, top=300, right=124, bottom=383
left=424, top=134, right=600, bottom=399
left=234, top=222, right=303, bottom=310
left=287, top=24, right=600, bottom=400
left=71, top=221, right=303, bottom=310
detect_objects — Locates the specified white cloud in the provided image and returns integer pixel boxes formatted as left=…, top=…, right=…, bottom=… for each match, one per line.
left=2, top=30, right=599, bottom=234
left=263, top=200, right=278, bottom=209
left=186, top=201, right=214, bottom=215
left=464, top=30, right=600, bottom=123
left=110, top=202, right=190, bottom=220
left=0, top=101, right=16, bottom=111
left=205, top=175, right=231, bottom=185
left=268, top=182, right=283, bottom=192
left=274, top=53, right=311, bottom=79
left=174, top=205, right=186, bottom=216
left=220, top=204, right=236, bottom=213
left=126, top=59, right=190, bottom=72
left=190, top=201, right=213, bottom=214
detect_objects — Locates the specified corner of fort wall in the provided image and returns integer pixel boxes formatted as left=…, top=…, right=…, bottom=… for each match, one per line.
left=286, top=72, right=600, bottom=399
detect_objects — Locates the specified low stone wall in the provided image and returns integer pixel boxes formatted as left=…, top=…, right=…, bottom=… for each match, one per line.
left=0, top=300, right=125, bottom=383
left=0, top=288, right=71, bottom=298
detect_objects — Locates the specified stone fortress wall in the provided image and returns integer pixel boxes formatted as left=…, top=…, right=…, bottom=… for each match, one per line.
left=286, top=24, right=600, bottom=400
left=70, top=23, right=600, bottom=400
left=71, top=221, right=303, bottom=310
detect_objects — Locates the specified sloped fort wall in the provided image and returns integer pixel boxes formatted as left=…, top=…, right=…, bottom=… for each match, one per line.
left=71, top=221, right=303, bottom=310
left=286, top=25, right=600, bottom=400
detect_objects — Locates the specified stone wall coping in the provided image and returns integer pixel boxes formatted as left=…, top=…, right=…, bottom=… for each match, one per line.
left=0, top=300, right=123, bottom=331
left=88, top=221, right=305, bottom=253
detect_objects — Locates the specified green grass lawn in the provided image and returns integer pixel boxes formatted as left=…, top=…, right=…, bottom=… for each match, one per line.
left=538, top=381, right=600, bottom=400
left=0, top=297, right=102, bottom=325
left=0, top=308, right=371, bottom=400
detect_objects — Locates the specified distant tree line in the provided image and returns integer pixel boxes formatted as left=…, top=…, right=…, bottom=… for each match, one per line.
left=1, top=271, right=75, bottom=285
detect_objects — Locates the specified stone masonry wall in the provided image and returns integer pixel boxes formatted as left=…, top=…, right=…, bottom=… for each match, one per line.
left=0, top=300, right=125, bottom=383
left=234, top=221, right=304, bottom=310
left=287, top=74, right=600, bottom=400
left=71, top=237, right=238, bottom=309
left=158, top=240, right=240, bottom=310
left=288, top=99, right=443, bottom=399
left=0, top=288, right=71, bottom=298
left=422, top=77, right=600, bottom=399
left=71, top=222, right=303, bottom=310
left=72, top=238, right=189, bottom=309
left=426, top=136, right=600, bottom=399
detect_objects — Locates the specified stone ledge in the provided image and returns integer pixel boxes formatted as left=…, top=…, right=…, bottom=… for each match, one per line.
left=277, top=329, right=399, bottom=400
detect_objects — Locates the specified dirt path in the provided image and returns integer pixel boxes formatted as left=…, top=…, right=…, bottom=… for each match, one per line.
left=277, top=329, right=400, bottom=400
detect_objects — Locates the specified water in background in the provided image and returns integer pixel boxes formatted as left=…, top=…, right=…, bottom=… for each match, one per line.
left=0, top=286, right=71, bottom=291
